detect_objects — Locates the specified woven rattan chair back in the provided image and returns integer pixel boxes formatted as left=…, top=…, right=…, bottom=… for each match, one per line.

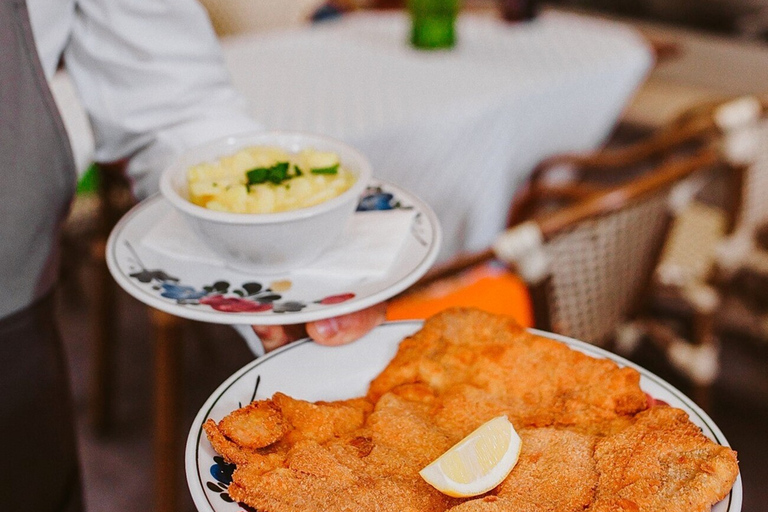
left=491, top=147, right=720, bottom=347
left=543, top=191, right=670, bottom=345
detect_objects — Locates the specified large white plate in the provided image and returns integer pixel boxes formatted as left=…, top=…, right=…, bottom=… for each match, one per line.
left=185, top=322, right=742, bottom=512
left=106, top=181, right=440, bottom=326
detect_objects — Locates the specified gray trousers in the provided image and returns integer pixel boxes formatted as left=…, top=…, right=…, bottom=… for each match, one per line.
left=0, top=293, right=84, bottom=512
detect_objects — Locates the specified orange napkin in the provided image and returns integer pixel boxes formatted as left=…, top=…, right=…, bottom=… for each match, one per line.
left=386, top=261, right=532, bottom=327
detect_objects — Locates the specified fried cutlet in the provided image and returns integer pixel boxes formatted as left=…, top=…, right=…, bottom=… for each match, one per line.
left=203, top=308, right=738, bottom=512
left=369, top=308, right=648, bottom=434
left=447, top=427, right=598, bottom=512
left=591, top=405, right=739, bottom=512
left=206, top=390, right=462, bottom=511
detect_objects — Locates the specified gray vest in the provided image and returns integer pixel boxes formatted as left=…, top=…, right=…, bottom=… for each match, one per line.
left=1, top=0, right=76, bottom=318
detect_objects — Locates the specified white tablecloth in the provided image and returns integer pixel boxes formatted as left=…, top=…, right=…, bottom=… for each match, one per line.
left=221, top=10, right=653, bottom=261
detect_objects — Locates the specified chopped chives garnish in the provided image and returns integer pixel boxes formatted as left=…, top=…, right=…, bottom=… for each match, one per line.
left=246, top=167, right=269, bottom=184
left=310, top=164, right=339, bottom=175
left=245, top=160, right=339, bottom=190
left=247, top=162, right=291, bottom=185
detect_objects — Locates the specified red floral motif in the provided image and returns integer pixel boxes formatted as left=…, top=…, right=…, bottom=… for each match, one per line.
left=318, top=293, right=355, bottom=305
left=200, top=295, right=273, bottom=313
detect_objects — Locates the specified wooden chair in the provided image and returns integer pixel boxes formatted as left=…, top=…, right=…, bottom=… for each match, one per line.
left=506, top=100, right=734, bottom=227
left=508, top=95, right=768, bottom=229
left=496, top=98, right=760, bottom=409
left=685, top=96, right=768, bottom=345
left=414, top=144, right=719, bottom=336
left=702, top=96, right=768, bottom=274
left=635, top=95, right=768, bottom=409
left=500, top=148, right=721, bottom=340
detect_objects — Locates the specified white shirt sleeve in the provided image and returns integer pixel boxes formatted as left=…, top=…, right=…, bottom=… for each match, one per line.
left=62, top=0, right=263, bottom=198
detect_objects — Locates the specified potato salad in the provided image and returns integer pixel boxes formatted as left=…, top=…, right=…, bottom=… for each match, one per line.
left=187, top=146, right=356, bottom=213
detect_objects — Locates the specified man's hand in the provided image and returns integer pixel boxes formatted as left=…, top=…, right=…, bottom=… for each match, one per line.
left=252, top=302, right=387, bottom=353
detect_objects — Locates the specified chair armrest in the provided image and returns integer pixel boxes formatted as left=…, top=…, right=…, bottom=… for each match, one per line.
left=507, top=180, right=604, bottom=225
left=529, top=183, right=603, bottom=202
left=529, top=113, right=719, bottom=190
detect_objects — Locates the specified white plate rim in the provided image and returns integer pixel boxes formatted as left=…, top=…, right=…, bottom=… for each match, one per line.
left=185, top=322, right=742, bottom=512
left=106, top=180, right=441, bottom=325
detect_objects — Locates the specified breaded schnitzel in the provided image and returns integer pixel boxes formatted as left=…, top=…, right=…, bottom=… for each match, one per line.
left=204, top=308, right=738, bottom=512
left=206, top=391, right=461, bottom=511
left=447, top=427, right=597, bottom=512
left=369, top=308, right=647, bottom=435
left=591, top=405, right=740, bottom=512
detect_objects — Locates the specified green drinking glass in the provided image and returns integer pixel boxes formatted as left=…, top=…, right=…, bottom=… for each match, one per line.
left=407, top=0, right=460, bottom=49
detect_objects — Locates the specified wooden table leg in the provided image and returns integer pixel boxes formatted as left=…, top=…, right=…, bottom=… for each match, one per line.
left=151, top=309, right=183, bottom=512
left=90, top=238, right=116, bottom=435
left=90, top=160, right=134, bottom=435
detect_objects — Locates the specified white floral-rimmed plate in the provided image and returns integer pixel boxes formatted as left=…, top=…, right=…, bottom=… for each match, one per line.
left=185, top=321, right=742, bottom=512
left=106, top=181, right=440, bottom=326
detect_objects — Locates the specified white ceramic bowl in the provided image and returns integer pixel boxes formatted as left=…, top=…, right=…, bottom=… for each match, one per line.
left=160, top=131, right=373, bottom=274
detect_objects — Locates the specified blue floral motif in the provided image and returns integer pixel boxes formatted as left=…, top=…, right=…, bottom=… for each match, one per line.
left=210, top=456, right=234, bottom=486
left=357, top=185, right=409, bottom=211
left=357, top=192, right=394, bottom=211
left=159, top=283, right=208, bottom=303
left=206, top=456, right=236, bottom=503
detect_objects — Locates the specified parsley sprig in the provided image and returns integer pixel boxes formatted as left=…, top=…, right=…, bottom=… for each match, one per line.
left=245, top=161, right=337, bottom=189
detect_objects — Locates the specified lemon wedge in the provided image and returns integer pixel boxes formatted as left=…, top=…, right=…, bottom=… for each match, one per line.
left=419, top=415, right=521, bottom=497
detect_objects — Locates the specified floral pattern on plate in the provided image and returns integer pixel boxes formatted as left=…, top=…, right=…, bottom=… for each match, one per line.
left=123, top=186, right=411, bottom=316
left=205, top=456, right=236, bottom=504
left=356, top=185, right=410, bottom=211
left=107, top=180, right=441, bottom=326
left=126, top=264, right=356, bottom=315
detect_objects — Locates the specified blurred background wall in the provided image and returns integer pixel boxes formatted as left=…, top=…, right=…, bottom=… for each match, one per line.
left=549, top=0, right=768, bottom=40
